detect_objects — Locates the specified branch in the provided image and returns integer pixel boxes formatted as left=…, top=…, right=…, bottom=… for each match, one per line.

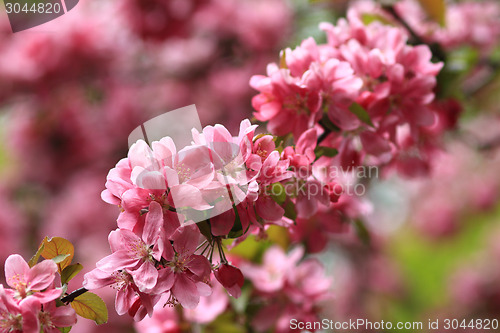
left=61, top=287, right=88, bottom=303
left=382, top=5, right=446, bottom=62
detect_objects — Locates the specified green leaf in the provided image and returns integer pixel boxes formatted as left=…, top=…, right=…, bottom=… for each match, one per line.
left=52, top=254, right=71, bottom=264
left=283, top=200, right=297, bottom=221
left=361, top=13, right=393, bottom=26
left=353, top=219, right=371, bottom=246
left=314, top=146, right=338, bottom=160
left=61, top=263, right=84, bottom=285
left=41, top=237, right=74, bottom=273
left=269, top=182, right=286, bottom=205
left=417, top=0, right=446, bottom=26
left=279, top=50, right=287, bottom=69
left=197, top=220, right=213, bottom=242
left=349, top=102, right=374, bottom=127
left=58, top=327, right=72, bottom=333
left=70, top=292, right=108, bottom=325
left=28, top=243, right=45, bottom=268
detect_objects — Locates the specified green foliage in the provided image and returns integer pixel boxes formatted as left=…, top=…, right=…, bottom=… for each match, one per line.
left=269, top=182, right=286, bottom=205
left=361, top=13, right=393, bottom=26
left=40, top=237, right=75, bottom=273
left=27, top=243, right=45, bottom=268
left=70, top=292, right=108, bottom=325
left=61, top=263, right=84, bottom=285
left=417, top=0, right=446, bottom=26
left=349, top=102, right=374, bottom=127
left=315, top=146, right=338, bottom=160
left=383, top=204, right=500, bottom=330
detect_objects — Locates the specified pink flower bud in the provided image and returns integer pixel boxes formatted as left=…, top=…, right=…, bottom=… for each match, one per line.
left=214, top=264, right=244, bottom=298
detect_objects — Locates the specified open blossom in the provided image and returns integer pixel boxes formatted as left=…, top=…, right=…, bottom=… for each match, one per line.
left=95, top=201, right=166, bottom=291
left=83, top=268, right=160, bottom=320
left=4, top=255, right=61, bottom=303
left=0, top=285, right=40, bottom=333
left=38, top=301, right=77, bottom=333
left=134, top=305, right=180, bottom=333
left=250, top=63, right=322, bottom=139
left=162, top=225, right=212, bottom=309
left=251, top=10, right=444, bottom=176
left=241, top=246, right=304, bottom=293
left=241, top=246, right=333, bottom=333
left=394, top=0, right=500, bottom=55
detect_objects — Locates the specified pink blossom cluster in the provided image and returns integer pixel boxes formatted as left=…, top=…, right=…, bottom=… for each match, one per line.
left=250, top=8, right=445, bottom=174
left=87, top=117, right=344, bottom=321
left=0, top=255, right=76, bottom=332
left=241, top=246, right=333, bottom=333
left=85, top=120, right=280, bottom=318
left=394, top=0, right=500, bottom=55
left=134, top=275, right=229, bottom=332
left=404, top=115, right=500, bottom=238
left=0, top=0, right=292, bottom=330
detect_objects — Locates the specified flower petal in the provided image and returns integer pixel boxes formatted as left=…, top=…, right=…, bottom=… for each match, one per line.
left=171, top=274, right=200, bottom=309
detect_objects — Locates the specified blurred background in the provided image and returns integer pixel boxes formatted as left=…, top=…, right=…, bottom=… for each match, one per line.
left=0, top=0, right=499, bottom=332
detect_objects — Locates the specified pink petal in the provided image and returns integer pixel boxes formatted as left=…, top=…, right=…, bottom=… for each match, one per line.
left=296, top=128, right=317, bottom=154
left=50, top=305, right=77, bottom=327
left=169, top=184, right=212, bottom=210
left=131, top=262, right=158, bottom=292
left=360, top=131, right=391, bottom=156
left=19, top=297, right=41, bottom=333
left=256, top=196, right=284, bottom=222
left=210, top=208, right=235, bottom=237
left=172, top=274, right=200, bottom=309
left=83, top=269, right=115, bottom=290
left=143, top=201, right=163, bottom=245
left=31, top=288, right=62, bottom=303
left=27, top=260, right=57, bottom=290
left=186, top=255, right=211, bottom=280
left=196, top=282, right=212, bottom=297
left=96, top=251, right=139, bottom=273
left=5, top=254, right=29, bottom=288
left=150, top=268, right=175, bottom=294
left=115, top=286, right=134, bottom=315
left=172, top=224, right=200, bottom=256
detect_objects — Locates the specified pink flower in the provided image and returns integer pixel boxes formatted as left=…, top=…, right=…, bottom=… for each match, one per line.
left=214, top=264, right=244, bottom=298
left=251, top=64, right=322, bottom=139
left=184, top=275, right=229, bottom=324
left=4, top=255, right=61, bottom=303
left=95, top=202, right=167, bottom=291
left=162, top=225, right=212, bottom=309
left=38, top=301, right=77, bottom=333
left=134, top=305, right=180, bottom=333
left=241, top=246, right=333, bottom=333
left=0, top=285, right=40, bottom=333
left=240, top=246, right=303, bottom=293
left=83, top=268, right=155, bottom=320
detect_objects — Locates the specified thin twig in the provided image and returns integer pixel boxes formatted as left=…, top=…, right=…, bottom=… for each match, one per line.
left=61, top=287, right=88, bottom=303
left=382, top=5, right=446, bottom=62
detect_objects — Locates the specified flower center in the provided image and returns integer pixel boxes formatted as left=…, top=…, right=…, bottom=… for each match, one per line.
left=132, top=240, right=153, bottom=262
left=0, top=312, right=23, bottom=331
left=9, top=274, right=30, bottom=299
left=39, top=311, right=55, bottom=329
left=112, top=271, right=133, bottom=291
